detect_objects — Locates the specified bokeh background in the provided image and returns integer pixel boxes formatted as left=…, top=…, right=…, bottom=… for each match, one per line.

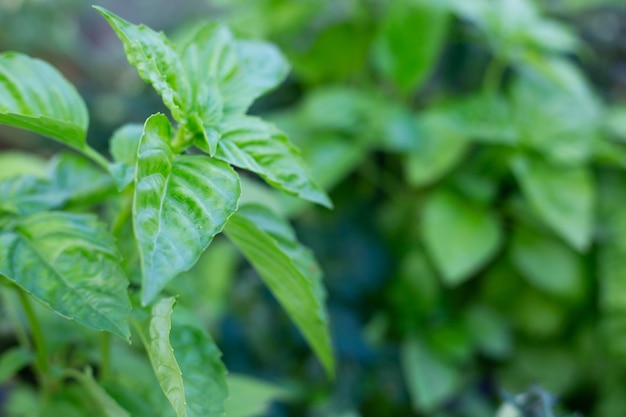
left=2, top=0, right=626, bottom=416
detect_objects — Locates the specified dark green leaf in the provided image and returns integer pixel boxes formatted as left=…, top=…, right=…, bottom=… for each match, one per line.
left=134, top=114, right=240, bottom=304
left=0, top=53, right=88, bottom=149
left=0, top=347, right=32, bottom=384
left=224, top=205, right=334, bottom=376
left=512, top=155, right=593, bottom=251
left=421, top=188, right=502, bottom=285
left=0, top=212, right=131, bottom=339
left=216, top=116, right=331, bottom=207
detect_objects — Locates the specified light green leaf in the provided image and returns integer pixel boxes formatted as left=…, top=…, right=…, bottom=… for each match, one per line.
left=132, top=297, right=185, bottom=417
left=216, top=116, right=331, bottom=208
left=0, top=53, right=88, bottom=149
left=401, top=337, right=461, bottom=413
left=69, top=368, right=131, bottom=417
left=0, top=152, right=47, bottom=180
left=170, top=308, right=228, bottom=417
left=48, top=153, right=114, bottom=204
left=373, top=0, right=449, bottom=93
left=512, top=155, right=593, bottom=251
left=221, top=40, right=290, bottom=115
left=109, top=124, right=143, bottom=190
left=225, top=375, right=291, bottom=417
left=510, top=226, right=585, bottom=300
left=134, top=114, right=240, bottom=305
left=0, top=176, right=65, bottom=215
left=422, top=188, right=502, bottom=285
left=224, top=205, right=334, bottom=376
left=0, top=212, right=131, bottom=339
left=95, top=7, right=191, bottom=124
left=405, top=111, right=468, bottom=187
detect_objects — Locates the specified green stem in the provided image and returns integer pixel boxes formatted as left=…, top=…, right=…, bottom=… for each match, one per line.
left=100, top=332, right=111, bottom=380
left=83, top=146, right=111, bottom=171
left=483, top=55, right=507, bottom=93
left=17, top=289, right=50, bottom=382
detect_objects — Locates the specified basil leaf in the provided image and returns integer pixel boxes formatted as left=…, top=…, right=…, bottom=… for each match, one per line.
left=224, top=205, right=334, bottom=376
left=0, top=212, right=131, bottom=339
left=69, top=368, right=131, bottom=417
left=109, top=123, right=143, bottom=190
left=134, top=114, right=240, bottom=304
left=216, top=116, right=331, bottom=207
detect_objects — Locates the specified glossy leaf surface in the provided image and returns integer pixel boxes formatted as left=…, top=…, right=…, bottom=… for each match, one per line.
left=224, top=205, right=334, bottom=375
left=0, top=212, right=130, bottom=338
left=133, top=114, right=240, bottom=304
left=0, top=53, right=88, bottom=149
left=216, top=116, right=331, bottom=207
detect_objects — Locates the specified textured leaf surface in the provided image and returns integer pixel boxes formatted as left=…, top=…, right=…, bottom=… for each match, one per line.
left=512, top=155, right=593, bottom=251
left=70, top=369, right=131, bottom=417
left=224, top=205, right=334, bottom=375
left=134, top=114, right=240, bottom=304
left=373, top=0, right=449, bottom=93
left=0, top=176, right=65, bottom=215
left=48, top=153, right=114, bottom=204
left=133, top=297, right=185, bottom=417
left=216, top=116, right=331, bottom=207
left=422, top=188, right=501, bottom=285
left=95, top=7, right=191, bottom=124
left=0, top=212, right=131, bottom=338
left=170, top=308, right=228, bottom=417
left=0, top=53, right=88, bottom=148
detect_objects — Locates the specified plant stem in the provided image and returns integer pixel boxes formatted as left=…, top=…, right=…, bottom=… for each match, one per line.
left=83, top=146, right=111, bottom=171
left=17, top=289, right=50, bottom=383
left=100, top=332, right=111, bottom=380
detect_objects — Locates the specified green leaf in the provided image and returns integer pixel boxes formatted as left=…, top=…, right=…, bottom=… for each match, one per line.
left=510, top=226, right=585, bottom=300
left=401, top=337, right=461, bottom=413
left=512, top=155, right=593, bottom=251
left=132, top=297, right=185, bottom=417
left=109, top=123, right=143, bottom=190
left=0, top=347, right=33, bottom=384
left=133, top=298, right=228, bottom=417
left=95, top=7, right=191, bottom=125
left=69, top=368, right=131, bottom=417
left=225, top=375, right=291, bottom=417
left=0, top=212, right=131, bottom=339
left=170, top=308, right=228, bottom=417
left=0, top=52, right=88, bottom=149
left=0, top=176, right=65, bottom=215
left=405, top=111, right=468, bottom=187
left=133, top=114, right=240, bottom=305
left=373, top=0, right=449, bottom=93
left=224, top=205, right=334, bottom=376
left=48, top=153, right=114, bottom=204
left=216, top=116, right=331, bottom=208
left=0, top=152, right=47, bottom=180
left=422, top=188, right=501, bottom=285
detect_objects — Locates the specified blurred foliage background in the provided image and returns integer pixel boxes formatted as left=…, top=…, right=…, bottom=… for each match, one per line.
left=2, top=0, right=626, bottom=416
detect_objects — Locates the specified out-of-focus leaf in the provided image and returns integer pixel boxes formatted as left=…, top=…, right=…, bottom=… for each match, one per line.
left=69, top=368, right=131, bottom=417
left=133, top=114, right=240, bottom=304
left=0, top=152, right=47, bottom=180
left=465, top=306, right=512, bottom=359
left=215, top=116, right=331, bottom=207
left=170, top=308, right=228, bottom=417
left=373, top=0, right=449, bottom=93
left=108, top=123, right=143, bottom=190
left=0, top=176, right=65, bottom=215
left=0, top=212, right=130, bottom=339
left=512, top=155, right=593, bottom=251
left=225, top=374, right=291, bottom=417
left=224, top=205, right=334, bottom=376
left=95, top=7, right=191, bottom=124
left=48, top=152, right=114, bottom=204
left=606, top=105, right=626, bottom=143
left=405, top=111, right=468, bottom=187
left=0, top=53, right=88, bottom=149
left=510, top=226, right=585, bottom=300
left=598, top=199, right=626, bottom=313
left=421, top=188, right=502, bottom=285
left=0, top=347, right=32, bottom=384
left=401, top=336, right=462, bottom=413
